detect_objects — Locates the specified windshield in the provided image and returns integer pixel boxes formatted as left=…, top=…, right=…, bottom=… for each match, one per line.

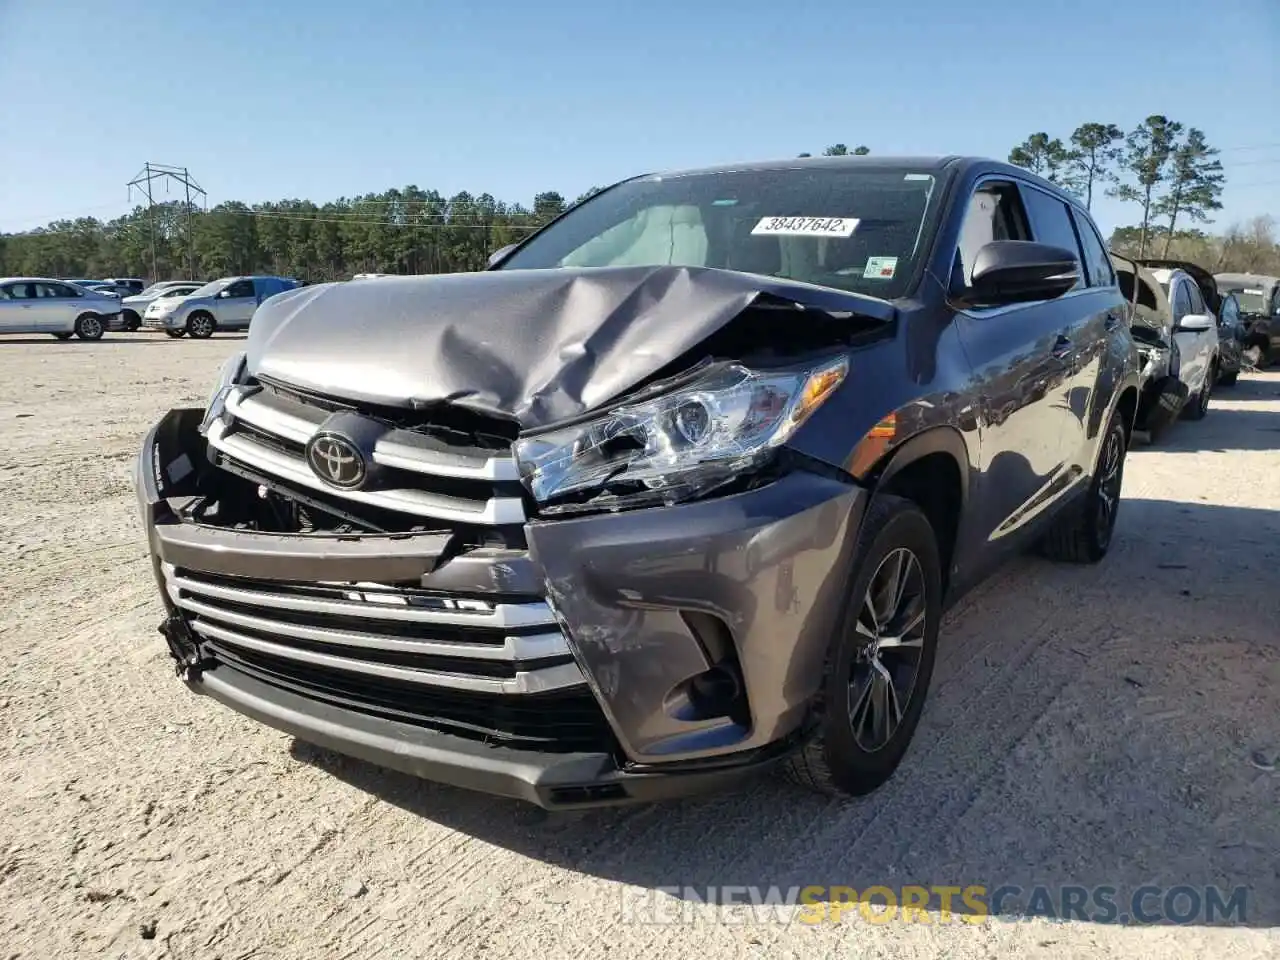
left=189, top=278, right=233, bottom=298
left=159, top=286, right=198, bottom=298
left=498, top=166, right=943, bottom=300
left=1221, top=287, right=1268, bottom=314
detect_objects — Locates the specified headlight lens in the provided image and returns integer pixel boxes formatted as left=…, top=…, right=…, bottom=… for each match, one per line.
left=200, top=352, right=247, bottom=434
left=514, top=356, right=847, bottom=509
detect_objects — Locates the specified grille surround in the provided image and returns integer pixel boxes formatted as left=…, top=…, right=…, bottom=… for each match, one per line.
left=205, top=384, right=527, bottom=525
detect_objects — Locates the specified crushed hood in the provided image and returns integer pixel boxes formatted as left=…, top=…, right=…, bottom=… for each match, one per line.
left=246, top=265, right=891, bottom=430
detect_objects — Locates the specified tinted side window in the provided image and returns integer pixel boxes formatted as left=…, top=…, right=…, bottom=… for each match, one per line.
left=226, top=279, right=255, bottom=298
left=953, top=182, right=1030, bottom=288
left=5, top=283, right=36, bottom=299
left=1171, top=282, right=1192, bottom=320
left=1186, top=281, right=1207, bottom=315
left=1019, top=186, right=1084, bottom=292
left=1221, top=296, right=1239, bottom=327
left=1070, top=208, right=1115, bottom=288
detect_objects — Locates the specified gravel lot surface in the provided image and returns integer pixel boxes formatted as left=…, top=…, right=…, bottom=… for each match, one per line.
left=1, top=334, right=1277, bottom=959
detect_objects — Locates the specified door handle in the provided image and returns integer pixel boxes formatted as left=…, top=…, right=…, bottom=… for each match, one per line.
left=1051, top=335, right=1073, bottom=360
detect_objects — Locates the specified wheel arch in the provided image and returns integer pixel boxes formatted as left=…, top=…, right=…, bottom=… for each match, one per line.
left=859, top=425, right=970, bottom=592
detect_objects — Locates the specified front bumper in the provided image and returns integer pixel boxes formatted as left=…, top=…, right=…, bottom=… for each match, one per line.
left=138, top=409, right=868, bottom=807
left=142, top=313, right=182, bottom=329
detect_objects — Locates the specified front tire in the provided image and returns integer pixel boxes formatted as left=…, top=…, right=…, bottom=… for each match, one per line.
left=785, top=496, right=942, bottom=797
left=74, top=313, right=104, bottom=341
left=122, top=310, right=141, bottom=332
left=1218, top=369, right=1239, bottom=387
left=1182, top=369, right=1212, bottom=421
left=1041, top=407, right=1127, bottom=564
left=186, top=312, right=215, bottom=339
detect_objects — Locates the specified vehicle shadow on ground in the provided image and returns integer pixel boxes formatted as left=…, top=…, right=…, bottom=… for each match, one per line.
left=1217, top=373, right=1280, bottom=402
left=292, top=494, right=1280, bottom=928
left=1139, top=405, right=1280, bottom=453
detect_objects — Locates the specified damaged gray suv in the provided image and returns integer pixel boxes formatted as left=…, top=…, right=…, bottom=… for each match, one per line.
left=137, top=157, right=1141, bottom=808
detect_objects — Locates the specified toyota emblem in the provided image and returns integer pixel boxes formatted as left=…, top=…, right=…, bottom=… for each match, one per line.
left=305, top=433, right=366, bottom=489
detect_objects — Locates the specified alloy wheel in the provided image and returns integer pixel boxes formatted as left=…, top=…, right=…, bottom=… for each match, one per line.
left=79, top=316, right=102, bottom=339
left=1094, top=426, right=1124, bottom=548
left=848, top=547, right=927, bottom=752
left=190, top=316, right=214, bottom=337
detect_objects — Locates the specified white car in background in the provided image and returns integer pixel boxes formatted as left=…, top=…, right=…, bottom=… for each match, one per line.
left=1144, top=264, right=1220, bottom=424
left=0, top=277, right=122, bottom=340
left=119, top=281, right=203, bottom=331
left=1111, top=256, right=1220, bottom=439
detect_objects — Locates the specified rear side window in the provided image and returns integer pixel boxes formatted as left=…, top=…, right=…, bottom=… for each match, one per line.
left=1185, top=280, right=1207, bottom=316
left=1171, top=282, right=1192, bottom=320
left=1019, top=186, right=1084, bottom=292
left=1070, top=208, right=1115, bottom=288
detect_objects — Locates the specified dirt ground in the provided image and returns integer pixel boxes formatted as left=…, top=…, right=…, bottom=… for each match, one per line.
left=0, top=333, right=1277, bottom=959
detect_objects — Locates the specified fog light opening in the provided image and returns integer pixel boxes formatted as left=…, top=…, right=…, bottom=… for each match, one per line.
left=688, top=664, right=743, bottom=719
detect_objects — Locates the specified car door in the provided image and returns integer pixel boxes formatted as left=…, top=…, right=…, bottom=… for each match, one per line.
left=1068, top=205, right=1131, bottom=448
left=950, top=179, right=1082, bottom=549
left=41, top=282, right=88, bottom=331
left=220, top=278, right=257, bottom=328
left=1171, top=278, right=1209, bottom=391
left=0, top=282, right=31, bottom=331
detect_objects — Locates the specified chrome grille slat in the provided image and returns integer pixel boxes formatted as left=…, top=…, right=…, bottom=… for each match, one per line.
left=176, top=594, right=570, bottom=661
left=163, top=567, right=557, bottom=629
left=163, top=564, right=589, bottom=700
left=225, top=387, right=520, bottom=483
left=189, top=619, right=585, bottom=694
left=204, top=417, right=526, bottom=525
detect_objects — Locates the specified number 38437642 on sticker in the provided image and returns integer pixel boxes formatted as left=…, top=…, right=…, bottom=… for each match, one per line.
left=751, top=216, right=859, bottom=238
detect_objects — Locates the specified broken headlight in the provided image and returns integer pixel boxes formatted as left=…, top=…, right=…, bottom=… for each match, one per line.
left=514, top=357, right=848, bottom=509
left=199, top=351, right=247, bottom=435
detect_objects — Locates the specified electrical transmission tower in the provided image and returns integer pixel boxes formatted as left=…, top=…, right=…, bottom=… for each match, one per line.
left=126, top=163, right=207, bottom=281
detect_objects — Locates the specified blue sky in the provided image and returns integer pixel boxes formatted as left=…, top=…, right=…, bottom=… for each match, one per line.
left=1, top=0, right=1277, bottom=239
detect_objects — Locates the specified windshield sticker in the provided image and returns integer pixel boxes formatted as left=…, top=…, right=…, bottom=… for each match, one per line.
left=712, top=198, right=739, bottom=206
left=1244, top=288, right=1264, bottom=295
left=904, top=174, right=932, bottom=181
left=751, top=216, right=859, bottom=238
left=863, top=256, right=899, bottom=279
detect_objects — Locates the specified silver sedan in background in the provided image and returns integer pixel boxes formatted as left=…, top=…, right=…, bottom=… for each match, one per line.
left=0, top=278, right=122, bottom=340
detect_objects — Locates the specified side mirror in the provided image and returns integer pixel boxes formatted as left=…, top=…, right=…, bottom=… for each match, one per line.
left=967, top=241, right=1081, bottom=307
left=487, top=243, right=516, bottom=268
left=1177, top=313, right=1214, bottom=332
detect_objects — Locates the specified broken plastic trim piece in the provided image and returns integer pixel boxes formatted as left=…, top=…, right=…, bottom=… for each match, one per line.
left=158, top=614, right=210, bottom=679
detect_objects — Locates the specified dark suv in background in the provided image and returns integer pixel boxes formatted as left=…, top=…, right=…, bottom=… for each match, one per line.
left=137, top=156, right=1140, bottom=808
left=1216, top=272, right=1280, bottom=367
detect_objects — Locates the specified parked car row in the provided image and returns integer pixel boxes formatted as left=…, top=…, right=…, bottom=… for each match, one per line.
left=1108, top=254, right=1266, bottom=441
left=0, top=275, right=300, bottom=340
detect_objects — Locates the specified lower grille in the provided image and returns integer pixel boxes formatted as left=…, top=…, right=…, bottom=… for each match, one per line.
left=208, top=641, right=615, bottom=753
left=162, top=564, right=617, bottom=754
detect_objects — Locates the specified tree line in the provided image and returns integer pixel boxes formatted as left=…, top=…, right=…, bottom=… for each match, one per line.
left=2, top=120, right=1274, bottom=281
left=0, top=188, right=594, bottom=284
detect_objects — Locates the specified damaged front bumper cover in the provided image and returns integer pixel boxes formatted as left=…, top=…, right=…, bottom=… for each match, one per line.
left=138, top=408, right=869, bottom=808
